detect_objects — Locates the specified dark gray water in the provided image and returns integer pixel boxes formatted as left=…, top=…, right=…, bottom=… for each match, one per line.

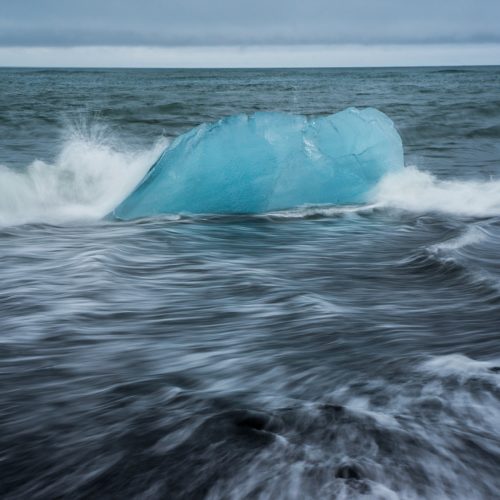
left=1, top=67, right=500, bottom=499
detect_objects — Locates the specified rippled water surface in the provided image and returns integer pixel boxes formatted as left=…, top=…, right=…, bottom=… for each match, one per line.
left=1, top=67, right=500, bottom=499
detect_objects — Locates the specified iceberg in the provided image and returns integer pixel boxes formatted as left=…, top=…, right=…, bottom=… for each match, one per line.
left=112, top=108, right=404, bottom=218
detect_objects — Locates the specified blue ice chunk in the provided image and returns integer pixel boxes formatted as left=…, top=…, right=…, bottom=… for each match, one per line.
left=112, top=108, right=404, bottom=218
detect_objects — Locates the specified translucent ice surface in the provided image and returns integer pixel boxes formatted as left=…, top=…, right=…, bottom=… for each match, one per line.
left=112, top=108, right=404, bottom=218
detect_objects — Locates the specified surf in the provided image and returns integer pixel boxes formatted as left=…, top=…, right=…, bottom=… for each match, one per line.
left=1, top=110, right=500, bottom=226
left=0, top=123, right=166, bottom=226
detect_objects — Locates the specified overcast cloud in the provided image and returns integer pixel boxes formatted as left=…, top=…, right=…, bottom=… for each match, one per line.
left=0, top=0, right=499, bottom=66
left=1, top=0, right=499, bottom=47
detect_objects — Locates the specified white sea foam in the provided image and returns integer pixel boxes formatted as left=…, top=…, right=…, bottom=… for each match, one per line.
left=0, top=125, right=167, bottom=227
left=419, top=353, right=500, bottom=379
left=1, top=139, right=500, bottom=226
left=372, top=166, right=500, bottom=217
left=262, top=204, right=378, bottom=219
left=428, top=225, right=488, bottom=253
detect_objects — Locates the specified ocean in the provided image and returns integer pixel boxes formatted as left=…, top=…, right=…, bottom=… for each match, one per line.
left=0, top=66, right=499, bottom=499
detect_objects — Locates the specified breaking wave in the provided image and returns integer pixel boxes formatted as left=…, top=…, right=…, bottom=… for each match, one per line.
left=372, top=166, right=500, bottom=217
left=0, top=123, right=166, bottom=227
left=0, top=119, right=499, bottom=227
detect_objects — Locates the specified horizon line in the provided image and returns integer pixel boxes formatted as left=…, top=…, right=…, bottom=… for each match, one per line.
left=1, top=43, right=499, bottom=68
left=1, top=63, right=499, bottom=70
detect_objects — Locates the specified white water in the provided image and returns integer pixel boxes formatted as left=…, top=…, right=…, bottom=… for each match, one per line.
left=0, top=125, right=167, bottom=226
left=373, top=166, right=500, bottom=217
left=1, top=134, right=500, bottom=227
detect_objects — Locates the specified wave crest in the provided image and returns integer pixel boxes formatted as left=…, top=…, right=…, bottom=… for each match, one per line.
left=0, top=124, right=166, bottom=226
left=372, top=166, right=500, bottom=217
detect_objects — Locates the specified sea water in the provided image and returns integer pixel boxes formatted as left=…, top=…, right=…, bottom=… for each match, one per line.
left=0, top=67, right=500, bottom=499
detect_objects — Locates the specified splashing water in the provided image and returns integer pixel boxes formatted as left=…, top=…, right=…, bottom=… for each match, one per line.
left=1, top=119, right=500, bottom=226
left=0, top=123, right=166, bottom=226
left=373, top=166, right=500, bottom=217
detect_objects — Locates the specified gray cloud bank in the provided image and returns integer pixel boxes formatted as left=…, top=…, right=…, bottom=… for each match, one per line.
left=1, top=0, right=499, bottom=47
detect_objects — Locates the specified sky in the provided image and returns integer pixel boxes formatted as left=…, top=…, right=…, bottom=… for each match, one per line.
left=0, top=0, right=499, bottom=67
